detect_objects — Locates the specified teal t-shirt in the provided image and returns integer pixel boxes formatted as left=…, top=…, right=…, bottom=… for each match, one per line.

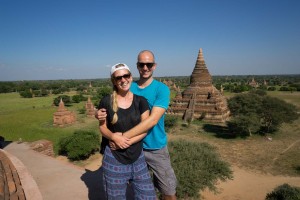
left=130, top=79, right=170, bottom=150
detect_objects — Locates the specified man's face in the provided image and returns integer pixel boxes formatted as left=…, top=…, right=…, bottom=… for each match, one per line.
left=137, top=52, right=156, bottom=79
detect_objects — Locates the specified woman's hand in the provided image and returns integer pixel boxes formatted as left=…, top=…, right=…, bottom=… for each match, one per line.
left=111, top=132, right=130, bottom=149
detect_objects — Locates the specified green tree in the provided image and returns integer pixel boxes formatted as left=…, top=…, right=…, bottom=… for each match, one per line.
left=228, top=93, right=299, bottom=135
left=279, top=86, right=289, bottom=91
left=97, top=86, right=112, bottom=99
left=76, top=85, right=87, bottom=92
left=53, top=95, right=72, bottom=106
left=93, top=86, right=112, bottom=108
left=260, top=96, right=298, bottom=132
left=228, top=93, right=262, bottom=116
left=249, top=89, right=267, bottom=96
left=289, top=87, right=297, bottom=92
left=227, top=114, right=260, bottom=136
left=267, top=86, right=276, bottom=91
left=41, top=88, right=49, bottom=96
left=19, top=90, right=33, bottom=98
left=52, top=89, right=62, bottom=94
left=290, top=83, right=300, bottom=91
left=0, top=83, right=14, bottom=93
left=233, top=84, right=249, bottom=93
left=72, top=94, right=87, bottom=103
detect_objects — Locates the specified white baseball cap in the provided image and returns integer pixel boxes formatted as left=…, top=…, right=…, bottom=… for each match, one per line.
left=110, top=63, right=131, bottom=76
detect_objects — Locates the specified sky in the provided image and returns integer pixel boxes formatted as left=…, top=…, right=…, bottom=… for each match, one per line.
left=0, top=0, right=300, bottom=81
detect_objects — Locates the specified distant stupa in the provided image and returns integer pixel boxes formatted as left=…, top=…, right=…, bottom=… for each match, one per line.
left=53, top=99, right=76, bottom=127
left=168, top=48, right=230, bottom=123
left=85, top=96, right=95, bottom=117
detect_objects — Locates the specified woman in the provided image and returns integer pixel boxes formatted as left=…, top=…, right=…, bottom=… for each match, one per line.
left=99, top=63, right=156, bottom=200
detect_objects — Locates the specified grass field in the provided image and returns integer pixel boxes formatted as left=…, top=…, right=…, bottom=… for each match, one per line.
left=0, top=92, right=98, bottom=153
left=0, top=91, right=299, bottom=176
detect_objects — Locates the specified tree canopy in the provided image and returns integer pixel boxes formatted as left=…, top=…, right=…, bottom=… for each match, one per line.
left=227, top=91, right=299, bottom=136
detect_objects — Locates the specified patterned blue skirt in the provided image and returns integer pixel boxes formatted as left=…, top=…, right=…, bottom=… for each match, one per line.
left=102, top=146, right=156, bottom=200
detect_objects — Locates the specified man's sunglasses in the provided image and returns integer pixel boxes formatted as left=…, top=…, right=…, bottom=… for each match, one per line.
left=137, top=62, right=155, bottom=69
left=114, top=73, right=131, bottom=81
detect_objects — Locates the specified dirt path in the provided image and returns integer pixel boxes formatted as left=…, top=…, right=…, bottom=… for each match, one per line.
left=272, top=139, right=300, bottom=163
left=80, top=154, right=300, bottom=200
left=201, top=166, right=300, bottom=200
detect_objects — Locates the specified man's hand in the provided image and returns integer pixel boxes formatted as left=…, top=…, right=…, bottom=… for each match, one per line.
left=111, top=132, right=130, bottom=149
left=95, top=108, right=107, bottom=121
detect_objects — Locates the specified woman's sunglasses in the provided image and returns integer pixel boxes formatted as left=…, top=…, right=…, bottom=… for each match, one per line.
left=114, top=73, right=131, bottom=81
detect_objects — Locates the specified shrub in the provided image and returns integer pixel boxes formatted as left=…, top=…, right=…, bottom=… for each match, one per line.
left=265, top=183, right=300, bottom=200
left=72, top=94, right=88, bottom=103
left=53, top=95, right=72, bottom=106
left=290, top=83, right=300, bottom=91
left=58, top=130, right=100, bottom=160
left=267, top=86, right=276, bottom=91
left=249, top=89, right=267, bottom=96
left=168, top=140, right=233, bottom=199
left=164, top=115, right=179, bottom=131
left=19, top=90, right=33, bottom=98
left=279, top=86, right=289, bottom=91
left=289, top=87, right=297, bottom=92
left=78, top=107, right=86, bottom=114
left=52, top=89, right=62, bottom=94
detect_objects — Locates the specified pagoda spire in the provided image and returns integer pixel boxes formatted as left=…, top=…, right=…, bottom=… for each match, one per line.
left=198, top=48, right=204, bottom=61
left=190, top=48, right=212, bottom=87
left=58, top=98, right=67, bottom=112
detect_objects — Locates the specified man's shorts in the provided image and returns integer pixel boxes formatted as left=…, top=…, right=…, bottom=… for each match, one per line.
left=144, top=146, right=177, bottom=195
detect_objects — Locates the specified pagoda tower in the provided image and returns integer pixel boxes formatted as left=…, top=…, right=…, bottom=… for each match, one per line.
left=53, top=99, right=76, bottom=127
left=168, top=48, right=230, bottom=123
left=85, top=96, right=95, bottom=117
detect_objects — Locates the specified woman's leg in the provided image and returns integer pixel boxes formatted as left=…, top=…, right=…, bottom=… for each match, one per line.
left=102, top=147, right=130, bottom=200
left=131, top=152, right=156, bottom=200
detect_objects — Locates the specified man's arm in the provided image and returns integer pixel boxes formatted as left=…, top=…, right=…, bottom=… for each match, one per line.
left=122, top=106, right=165, bottom=139
left=126, top=110, right=150, bottom=143
left=99, top=119, right=130, bottom=149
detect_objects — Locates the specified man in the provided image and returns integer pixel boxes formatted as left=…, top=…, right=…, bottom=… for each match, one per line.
left=97, top=50, right=177, bottom=200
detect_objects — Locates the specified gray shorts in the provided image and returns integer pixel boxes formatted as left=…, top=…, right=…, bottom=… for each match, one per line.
left=144, top=146, right=177, bottom=195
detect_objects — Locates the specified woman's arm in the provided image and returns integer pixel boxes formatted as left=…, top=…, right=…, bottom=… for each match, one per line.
left=109, top=109, right=150, bottom=150
left=99, top=119, right=130, bottom=149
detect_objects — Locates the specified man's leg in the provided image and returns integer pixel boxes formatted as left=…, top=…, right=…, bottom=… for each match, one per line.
left=144, top=146, right=177, bottom=200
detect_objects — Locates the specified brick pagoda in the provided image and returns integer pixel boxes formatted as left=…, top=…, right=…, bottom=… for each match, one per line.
left=168, top=48, right=230, bottom=123
left=85, top=96, right=95, bottom=117
left=53, top=99, right=76, bottom=127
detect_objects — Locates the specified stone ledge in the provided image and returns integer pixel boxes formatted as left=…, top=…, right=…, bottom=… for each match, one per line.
left=0, top=149, right=43, bottom=200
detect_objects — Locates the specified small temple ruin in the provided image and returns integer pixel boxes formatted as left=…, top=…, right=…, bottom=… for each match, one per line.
left=85, top=96, right=95, bottom=117
left=53, top=99, right=76, bottom=127
left=168, top=48, right=230, bottom=123
left=248, top=77, right=259, bottom=88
